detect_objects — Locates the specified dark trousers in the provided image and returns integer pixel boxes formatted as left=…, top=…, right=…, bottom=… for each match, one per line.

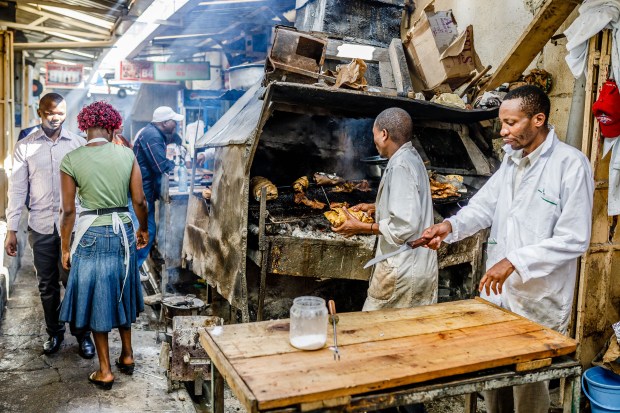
left=28, top=226, right=88, bottom=339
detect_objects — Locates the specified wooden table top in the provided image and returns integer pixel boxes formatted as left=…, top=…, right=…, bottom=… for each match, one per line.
left=199, top=298, right=577, bottom=412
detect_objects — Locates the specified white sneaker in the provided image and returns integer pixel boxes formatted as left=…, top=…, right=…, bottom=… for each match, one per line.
left=139, top=269, right=149, bottom=282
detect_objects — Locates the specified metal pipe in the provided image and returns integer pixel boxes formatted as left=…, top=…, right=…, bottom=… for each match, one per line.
left=566, top=73, right=587, bottom=149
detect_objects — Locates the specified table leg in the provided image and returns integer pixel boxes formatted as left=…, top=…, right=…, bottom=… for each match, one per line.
left=562, top=374, right=580, bottom=413
left=464, top=393, right=477, bottom=413
left=211, top=364, right=224, bottom=413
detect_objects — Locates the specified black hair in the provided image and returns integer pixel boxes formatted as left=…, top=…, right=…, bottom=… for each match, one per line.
left=39, top=92, right=65, bottom=107
left=374, top=107, right=412, bottom=144
left=503, top=85, right=550, bottom=126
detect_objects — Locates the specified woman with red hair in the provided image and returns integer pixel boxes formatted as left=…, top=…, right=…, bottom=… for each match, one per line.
left=58, top=101, right=149, bottom=389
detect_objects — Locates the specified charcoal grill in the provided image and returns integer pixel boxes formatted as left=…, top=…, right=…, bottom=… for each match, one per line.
left=182, top=28, right=499, bottom=322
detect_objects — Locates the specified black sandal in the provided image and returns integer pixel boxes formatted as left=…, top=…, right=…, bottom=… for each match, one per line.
left=88, top=372, right=114, bottom=390
left=115, top=358, right=135, bottom=375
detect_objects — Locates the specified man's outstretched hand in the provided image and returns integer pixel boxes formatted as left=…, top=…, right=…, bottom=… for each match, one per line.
left=420, top=221, right=452, bottom=250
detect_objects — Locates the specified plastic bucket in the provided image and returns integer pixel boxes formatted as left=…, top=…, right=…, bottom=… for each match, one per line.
left=582, top=366, right=620, bottom=412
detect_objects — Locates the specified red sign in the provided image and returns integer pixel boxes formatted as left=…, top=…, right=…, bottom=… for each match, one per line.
left=119, top=60, right=155, bottom=81
left=45, top=62, right=83, bottom=88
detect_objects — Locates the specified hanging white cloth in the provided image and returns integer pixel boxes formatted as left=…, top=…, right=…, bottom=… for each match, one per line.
left=70, top=137, right=133, bottom=301
left=564, top=0, right=620, bottom=82
left=603, top=136, right=620, bottom=215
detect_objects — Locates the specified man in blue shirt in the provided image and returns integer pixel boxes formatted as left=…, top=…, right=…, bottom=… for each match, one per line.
left=131, top=106, right=182, bottom=268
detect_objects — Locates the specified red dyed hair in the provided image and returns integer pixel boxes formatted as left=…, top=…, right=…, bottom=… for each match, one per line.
left=77, top=101, right=123, bottom=132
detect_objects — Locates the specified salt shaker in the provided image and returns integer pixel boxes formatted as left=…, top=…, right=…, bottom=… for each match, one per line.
left=289, top=296, right=328, bottom=350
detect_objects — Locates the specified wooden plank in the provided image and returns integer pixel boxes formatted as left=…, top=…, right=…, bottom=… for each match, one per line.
left=379, top=61, right=396, bottom=89
left=464, top=393, right=477, bottom=413
left=480, top=0, right=580, bottom=93
left=238, top=319, right=575, bottom=410
left=199, top=329, right=258, bottom=413
left=515, top=358, right=552, bottom=372
left=212, top=300, right=519, bottom=359
left=388, top=38, right=412, bottom=93
left=201, top=299, right=577, bottom=411
left=581, top=38, right=600, bottom=157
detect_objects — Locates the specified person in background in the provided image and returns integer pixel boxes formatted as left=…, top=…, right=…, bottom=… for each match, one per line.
left=18, top=123, right=40, bottom=141
left=112, top=123, right=132, bottom=148
left=333, top=107, right=438, bottom=311
left=421, top=85, right=594, bottom=413
left=58, top=101, right=148, bottom=390
left=130, top=106, right=182, bottom=268
left=5, top=92, right=95, bottom=358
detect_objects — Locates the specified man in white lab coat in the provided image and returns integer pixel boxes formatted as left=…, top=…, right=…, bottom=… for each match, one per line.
left=333, top=107, right=438, bottom=311
left=422, top=85, right=594, bottom=413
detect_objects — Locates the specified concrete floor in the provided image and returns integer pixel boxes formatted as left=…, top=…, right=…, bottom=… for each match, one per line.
left=0, top=248, right=196, bottom=413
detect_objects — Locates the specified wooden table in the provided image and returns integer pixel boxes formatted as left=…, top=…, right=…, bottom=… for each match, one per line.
left=199, top=298, right=581, bottom=413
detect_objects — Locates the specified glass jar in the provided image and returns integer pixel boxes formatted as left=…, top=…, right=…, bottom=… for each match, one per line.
left=289, top=296, right=328, bottom=350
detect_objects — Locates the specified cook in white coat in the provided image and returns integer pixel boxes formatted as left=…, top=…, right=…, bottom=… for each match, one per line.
left=332, top=107, right=438, bottom=311
left=421, top=85, right=594, bottom=413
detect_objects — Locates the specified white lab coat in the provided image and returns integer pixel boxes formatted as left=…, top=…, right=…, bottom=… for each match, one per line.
left=445, top=129, right=594, bottom=333
left=363, top=142, right=438, bottom=311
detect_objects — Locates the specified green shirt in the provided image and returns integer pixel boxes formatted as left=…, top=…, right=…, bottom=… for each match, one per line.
left=60, top=143, right=134, bottom=226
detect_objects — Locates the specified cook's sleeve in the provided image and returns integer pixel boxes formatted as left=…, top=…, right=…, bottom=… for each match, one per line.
left=378, top=165, right=423, bottom=246
left=444, top=160, right=505, bottom=243
left=6, top=142, right=29, bottom=232
left=506, top=155, right=594, bottom=282
left=143, top=135, right=174, bottom=175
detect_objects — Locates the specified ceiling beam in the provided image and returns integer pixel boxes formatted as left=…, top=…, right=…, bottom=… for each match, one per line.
left=10, top=0, right=126, bottom=17
left=14, top=40, right=116, bottom=50
left=17, top=4, right=112, bottom=35
left=0, top=21, right=111, bottom=39
left=28, top=15, right=50, bottom=27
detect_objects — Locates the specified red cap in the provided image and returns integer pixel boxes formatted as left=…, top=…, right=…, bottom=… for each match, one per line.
left=593, top=80, right=620, bottom=138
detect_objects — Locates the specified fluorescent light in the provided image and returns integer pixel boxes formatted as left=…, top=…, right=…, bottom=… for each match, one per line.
left=47, top=32, right=90, bottom=42
left=51, top=59, right=78, bottom=65
left=36, top=5, right=114, bottom=29
left=154, top=33, right=212, bottom=41
left=199, top=0, right=263, bottom=4
left=98, top=0, right=190, bottom=70
left=60, top=49, right=95, bottom=59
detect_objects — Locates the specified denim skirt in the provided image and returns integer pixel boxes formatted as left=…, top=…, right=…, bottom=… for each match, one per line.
left=60, top=223, right=144, bottom=332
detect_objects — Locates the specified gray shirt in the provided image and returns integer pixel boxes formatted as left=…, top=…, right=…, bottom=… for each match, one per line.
left=7, top=127, right=86, bottom=234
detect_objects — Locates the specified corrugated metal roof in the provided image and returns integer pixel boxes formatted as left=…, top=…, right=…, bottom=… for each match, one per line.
left=11, top=0, right=135, bottom=65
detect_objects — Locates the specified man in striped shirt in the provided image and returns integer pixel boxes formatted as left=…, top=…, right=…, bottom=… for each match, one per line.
left=5, top=93, right=95, bottom=358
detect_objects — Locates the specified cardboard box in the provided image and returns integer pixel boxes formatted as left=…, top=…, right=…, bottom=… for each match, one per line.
left=404, top=4, right=483, bottom=91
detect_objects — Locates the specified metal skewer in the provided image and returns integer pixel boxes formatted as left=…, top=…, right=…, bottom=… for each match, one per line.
left=320, top=186, right=331, bottom=207
left=328, top=299, right=340, bottom=361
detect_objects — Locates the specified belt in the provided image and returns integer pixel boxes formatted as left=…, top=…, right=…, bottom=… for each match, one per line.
left=79, top=207, right=129, bottom=217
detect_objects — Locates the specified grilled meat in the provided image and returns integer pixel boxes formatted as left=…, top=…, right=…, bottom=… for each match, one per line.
left=292, top=176, right=309, bottom=193
left=250, top=176, right=278, bottom=201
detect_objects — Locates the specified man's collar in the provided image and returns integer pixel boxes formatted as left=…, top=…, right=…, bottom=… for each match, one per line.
left=504, top=127, right=557, bottom=160
left=33, top=126, right=73, bottom=141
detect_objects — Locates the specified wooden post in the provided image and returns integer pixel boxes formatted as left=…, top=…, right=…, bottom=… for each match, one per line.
left=575, top=30, right=620, bottom=368
left=0, top=31, right=14, bottom=219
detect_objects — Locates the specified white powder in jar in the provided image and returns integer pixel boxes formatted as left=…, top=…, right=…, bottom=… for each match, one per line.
left=289, top=334, right=326, bottom=350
